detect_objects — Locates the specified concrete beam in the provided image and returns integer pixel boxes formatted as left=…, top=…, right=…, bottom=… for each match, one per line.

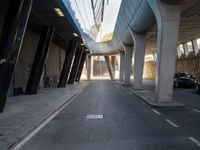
left=58, top=40, right=78, bottom=87
left=86, top=55, right=91, bottom=80
left=26, top=26, right=55, bottom=94
left=0, top=0, right=33, bottom=112
left=148, top=0, right=181, bottom=103
left=68, top=47, right=83, bottom=84
left=111, top=56, right=116, bottom=79
left=122, top=43, right=133, bottom=86
left=104, top=56, right=114, bottom=80
left=75, top=52, right=87, bottom=82
left=130, top=29, right=146, bottom=90
left=119, top=51, right=125, bottom=81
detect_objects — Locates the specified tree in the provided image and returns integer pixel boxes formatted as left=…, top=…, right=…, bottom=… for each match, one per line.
left=101, top=32, right=113, bottom=42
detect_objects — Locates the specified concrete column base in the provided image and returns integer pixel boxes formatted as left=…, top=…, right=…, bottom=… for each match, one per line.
left=148, top=0, right=181, bottom=103
left=129, top=29, right=146, bottom=90
left=86, top=55, right=91, bottom=81
left=104, top=56, right=114, bottom=80
left=122, top=43, right=133, bottom=85
left=119, top=50, right=125, bottom=82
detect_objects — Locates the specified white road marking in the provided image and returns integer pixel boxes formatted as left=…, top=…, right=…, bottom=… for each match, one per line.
left=128, top=92, right=133, bottom=95
left=165, top=119, right=179, bottom=128
left=192, top=108, right=200, bottom=113
left=152, top=109, right=161, bottom=115
left=188, top=137, right=200, bottom=147
left=86, top=114, right=103, bottom=119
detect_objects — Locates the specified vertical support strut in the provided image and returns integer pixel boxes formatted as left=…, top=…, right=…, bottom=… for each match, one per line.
left=111, top=56, right=116, bottom=79
left=148, top=0, right=181, bottom=102
left=119, top=50, right=125, bottom=81
left=75, top=51, right=87, bottom=82
left=0, top=0, right=33, bottom=112
left=122, top=43, right=133, bottom=85
left=25, top=26, right=55, bottom=94
left=104, top=56, right=114, bottom=79
left=86, top=55, right=92, bottom=80
left=68, top=47, right=83, bottom=84
left=58, top=40, right=78, bottom=87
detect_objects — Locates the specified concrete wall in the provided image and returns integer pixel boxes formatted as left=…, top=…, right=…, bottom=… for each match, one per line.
left=14, top=30, right=65, bottom=94
left=46, top=43, right=65, bottom=87
left=143, top=58, right=200, bottom=80
left=15, top=31, right=39, bottom=90
left=176, top=58, right=200, bottom=79
left=143, top=61, right=156, bottom=80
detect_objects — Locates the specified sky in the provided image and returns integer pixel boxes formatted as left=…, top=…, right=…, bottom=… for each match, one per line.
left=66, top=0, right=122, bottom=42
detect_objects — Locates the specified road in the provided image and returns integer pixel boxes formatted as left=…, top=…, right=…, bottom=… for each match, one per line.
left=21, top=81, right=200, bottom=150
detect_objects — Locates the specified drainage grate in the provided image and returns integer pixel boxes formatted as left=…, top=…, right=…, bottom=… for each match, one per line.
left=86, top=114, right=104, bottom=119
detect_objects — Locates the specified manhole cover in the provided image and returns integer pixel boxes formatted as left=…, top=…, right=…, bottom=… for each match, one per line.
left=86, top=114, right=104, bottom=119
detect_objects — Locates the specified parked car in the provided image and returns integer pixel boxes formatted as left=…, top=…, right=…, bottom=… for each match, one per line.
left=195, top=78, right=200, bottom=93
left=174, top=72, right=195, bottom=88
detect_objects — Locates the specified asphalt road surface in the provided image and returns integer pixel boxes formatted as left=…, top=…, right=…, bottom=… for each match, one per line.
left=21, top=81, right=200, bottom=150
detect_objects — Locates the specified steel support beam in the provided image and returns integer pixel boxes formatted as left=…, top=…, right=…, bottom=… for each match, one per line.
left=86, top=55, right=92, bottom=80
left=75, top=52, right=87, bottom=82
left=111, top=56, right=116, bottom=79
left=68, top=47, right=83, bottom=84
left=104, top=56, right=114, bottom=80
left=119, top=51, right=125, bottom=81
left=58, top=40, right=78, bottom=87
left=0, top=0, right=33, bottom=112
left=25, top=26, right=55, bottom=94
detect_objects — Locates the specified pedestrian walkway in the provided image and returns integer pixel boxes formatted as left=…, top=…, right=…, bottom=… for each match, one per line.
left=129, top=80, right=200, bottom=109
left=0, top=82, right=89, bottom=150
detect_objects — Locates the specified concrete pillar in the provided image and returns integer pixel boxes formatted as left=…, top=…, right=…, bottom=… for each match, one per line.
left=122, top=43, right=133, bottom=85
left=111, top=56, right=116, bottom=78
left=86, top=55, right=91, bottom=80
left=130, top=29, right=146, bottom=90
left=75, top=52, right=87, bottom=82
left=58, top=40, right=78, bottom=87
left=0, top=0, right=33, bottom=112
left=91, top=56, right=94, bottom=79
left=148, top=0, right=181, bottom=102
left=68, top=47, right=83, bottom=84
left=119, top=51, right=125, bottom=81
left=192, top=39, right=199, bottom=56
left=26, top=26, right=55, bottom=94
left=104, top=56, right=114, bottom=80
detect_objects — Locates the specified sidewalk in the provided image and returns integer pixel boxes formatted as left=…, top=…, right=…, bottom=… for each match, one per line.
left=121, top=80, right=185, bottom=107
left=0, top=81, right=89, bottom=150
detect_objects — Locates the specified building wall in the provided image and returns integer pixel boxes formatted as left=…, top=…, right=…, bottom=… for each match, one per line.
left=143, top=61, right=156, bottom=80
left=176, top=58, right=200, bottom=79
left=45, top=43, right=65, bottom=87
left=11, top=30, right=65, bottom=94
left=143, top=58, right=200, bottom=81
left=15, top=31, right=39, bottom=90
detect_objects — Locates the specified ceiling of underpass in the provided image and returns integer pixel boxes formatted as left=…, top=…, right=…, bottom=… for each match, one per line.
left=1, top=0, right=200, bottom=54
left=146, top=0, right=200, bottom=55
left=0, top=0, right=83, bottom=50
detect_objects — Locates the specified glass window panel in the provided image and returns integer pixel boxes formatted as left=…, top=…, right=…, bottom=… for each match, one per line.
left=177, top=44, right=184, bottom=54
left=197, top=38, right=200, bottom=49
left=187, top=41, right=193, bottom=52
